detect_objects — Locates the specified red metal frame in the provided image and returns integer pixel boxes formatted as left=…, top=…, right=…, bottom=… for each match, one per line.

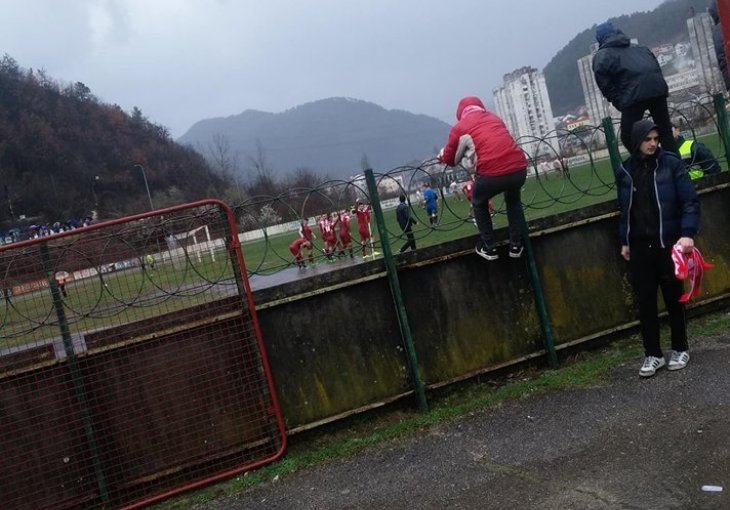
left=120, top=199, right=288, bottom=509
left=0, top=199, right=287, bottom=509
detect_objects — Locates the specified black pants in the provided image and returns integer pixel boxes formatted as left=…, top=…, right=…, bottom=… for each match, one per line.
left=628, top=240, right=687, bottom=357
left=620, top=97, right=677, bottom=155
left=472, top=169, right=527, bottom=249
left=399, top=227, right=416, bottom=252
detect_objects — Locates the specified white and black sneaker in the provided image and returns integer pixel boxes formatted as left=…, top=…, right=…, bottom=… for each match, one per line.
left=475, top=244, right=499, bottom=261
left=668, top=351, right=690, bottom=371
left=509, top=245, right=524, bottom=258
left=639, top=356, right=666, bottom=377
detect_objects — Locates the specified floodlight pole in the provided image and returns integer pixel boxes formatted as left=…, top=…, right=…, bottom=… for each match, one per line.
left=133, top=164, right=155, bottom=211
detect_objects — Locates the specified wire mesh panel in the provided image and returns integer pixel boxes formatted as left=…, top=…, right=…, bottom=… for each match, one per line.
left=0, top=200, right=286, bottom=509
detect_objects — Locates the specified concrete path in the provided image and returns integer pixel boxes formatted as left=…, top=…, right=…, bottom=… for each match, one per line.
left=196, top=333, right=730, bottom=510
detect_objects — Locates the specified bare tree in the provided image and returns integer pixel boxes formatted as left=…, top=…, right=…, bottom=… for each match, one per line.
left=245, top=140, right=277, bottom=196
left=247, top=140, right=273, bottom=181
left=206, top=133, right=244, bottom=202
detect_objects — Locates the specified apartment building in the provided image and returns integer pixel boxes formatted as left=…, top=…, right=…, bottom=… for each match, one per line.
left=493, top=66, right=556, bottom=157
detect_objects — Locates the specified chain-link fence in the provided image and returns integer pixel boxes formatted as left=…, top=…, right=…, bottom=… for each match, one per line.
left=0, top=200, right=285, bottom=509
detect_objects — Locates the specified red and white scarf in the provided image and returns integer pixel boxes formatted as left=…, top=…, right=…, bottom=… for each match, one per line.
left=671, top=244, right=713, bottom=302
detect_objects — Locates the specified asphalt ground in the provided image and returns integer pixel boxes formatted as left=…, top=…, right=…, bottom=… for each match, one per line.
left=193, top=331, right=730, bottom=510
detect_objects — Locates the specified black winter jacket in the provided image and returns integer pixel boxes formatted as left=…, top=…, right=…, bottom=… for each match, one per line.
left=592, top=31, right=668, bottom=111
left=396, top=202, right=414, bottom=231
left=616, top=121, right=700, bottom=248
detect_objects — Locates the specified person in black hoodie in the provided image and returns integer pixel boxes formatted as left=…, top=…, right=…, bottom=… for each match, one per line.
left=616, top=119, right=700, bottom=377
left=593, top=22, right=677, bottom=155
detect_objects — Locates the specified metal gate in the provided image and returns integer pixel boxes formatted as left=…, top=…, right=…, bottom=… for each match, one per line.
left=0, top=200, right=286, bottom=509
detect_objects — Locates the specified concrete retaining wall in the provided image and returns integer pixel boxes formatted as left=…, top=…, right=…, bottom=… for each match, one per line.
left=253, top=173, right=730, bottom=431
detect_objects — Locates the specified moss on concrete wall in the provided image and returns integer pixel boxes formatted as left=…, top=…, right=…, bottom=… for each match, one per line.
left=255, top=175, right=730, bottom=430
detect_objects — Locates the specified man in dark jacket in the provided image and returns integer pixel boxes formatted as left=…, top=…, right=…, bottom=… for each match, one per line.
left=616, top=119, right=700, bottom=378
left=593, top=22, right=677, bottom=155
left=396, top=194, right=417, bottom=253
left=672, top=123, right=721, bottom=179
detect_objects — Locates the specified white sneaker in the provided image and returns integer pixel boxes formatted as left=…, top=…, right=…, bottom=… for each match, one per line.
left=475, top=244, right=499, bottom=261
left=639, top=356, right=666, bottom=377
left=668, top=351, right=690, bottom=371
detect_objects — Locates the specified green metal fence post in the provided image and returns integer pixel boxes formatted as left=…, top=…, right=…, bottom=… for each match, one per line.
left=602, top=116, right=623, bottom=173
left=713, top=93, right=730, bottom=168
left=518, top=212, right=558, bottom=368
left=40, top=243, right=110, bottom=505
left=364, top=169, right=428, bottom=412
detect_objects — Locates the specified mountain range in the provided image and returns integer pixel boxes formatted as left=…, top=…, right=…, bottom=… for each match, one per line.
left=178, top=0, right=709, bottom=182
left=177, top=97, right=450, bottom=181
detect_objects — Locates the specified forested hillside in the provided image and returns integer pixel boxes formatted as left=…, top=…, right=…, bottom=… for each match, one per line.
left=0, top=55, right=226, bottom=228
left=545, top=0, right=713, bottom=115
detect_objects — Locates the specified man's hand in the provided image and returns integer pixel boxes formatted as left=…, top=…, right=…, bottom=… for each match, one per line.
left=676, top=236, right=694, bottom=253
left=621, top=245, right=630, bottom=261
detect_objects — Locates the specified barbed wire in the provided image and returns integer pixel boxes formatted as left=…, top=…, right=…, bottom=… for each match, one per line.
left=232, top=94, right=728, bottom=275
left=0, top=95, right=727, bottom=339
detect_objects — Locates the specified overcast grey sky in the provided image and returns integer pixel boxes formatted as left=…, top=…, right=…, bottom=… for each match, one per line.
left=1, top=0, right=665, bottom=138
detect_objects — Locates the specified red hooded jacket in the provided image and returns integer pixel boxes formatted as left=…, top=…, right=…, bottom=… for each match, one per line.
left=440, top=97, right=527, bottom=177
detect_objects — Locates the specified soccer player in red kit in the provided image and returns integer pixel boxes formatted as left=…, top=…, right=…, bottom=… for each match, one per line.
left=318, top=214, right=337, bottom=260
left=289, top=237, right=312, bottom=268
left=355, top=200, right=372, bottom=257
left=462, top=176, right=494, bottom=221
left=337, top=209, right=354, bottom=258
left=298, top=218, right=316, bottom=263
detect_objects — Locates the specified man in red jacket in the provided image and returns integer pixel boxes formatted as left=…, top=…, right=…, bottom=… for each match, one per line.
left=439, top=96, right=528, bottom=261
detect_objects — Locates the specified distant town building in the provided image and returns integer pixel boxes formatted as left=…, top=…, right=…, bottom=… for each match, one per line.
left=577, top=43, right=615, bottom=135
left=493, top=66, right=556, bottom=157
left=686, top=11, right=725, bottom=95
left=565, top=117, right=592, bottom=131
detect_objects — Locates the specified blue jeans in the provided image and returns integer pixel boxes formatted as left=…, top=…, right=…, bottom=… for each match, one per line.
left=472, top=169, right=527, bottom=249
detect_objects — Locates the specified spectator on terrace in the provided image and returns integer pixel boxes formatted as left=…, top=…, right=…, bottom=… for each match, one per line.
left=592, top=22, right=677, bottom=155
